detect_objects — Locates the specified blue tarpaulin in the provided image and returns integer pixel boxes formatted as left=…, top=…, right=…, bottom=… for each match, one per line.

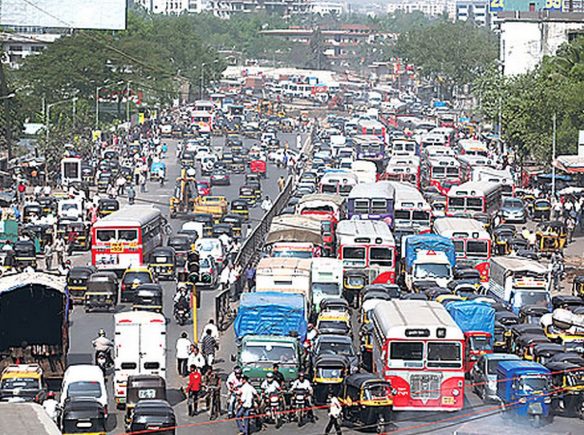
left=446, top=301, right=495, bottom=338
left=234, top=292, right=307, bottom=341
left=404, top=234, right=456, bottom=269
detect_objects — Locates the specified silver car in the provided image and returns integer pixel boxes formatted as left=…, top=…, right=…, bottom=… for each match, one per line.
left=499, top=197, right=526, bottom=223
left=470, top=353, right=520, bottom=402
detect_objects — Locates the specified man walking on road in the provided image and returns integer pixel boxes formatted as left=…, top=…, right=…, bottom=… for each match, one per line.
left=324, top=395, right=343, bottom=435
left=236, top=375, right=258, bottom=435
left=186, top=365, right=202, bottom=416
left=277, top=176, right=286, bottom=191
left=201, top=329, right=218, bottom=373
left=176, top=332, right=192, bottom=376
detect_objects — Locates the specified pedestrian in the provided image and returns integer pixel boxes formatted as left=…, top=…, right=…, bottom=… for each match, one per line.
left=567, top=216, right=576, bottom=243
left=139, top=173, right=147, bottom=193
left=186, top=365, right=202, bottom=416
left=200, top=319, right=219, bottom=341
left=277, top=176, right=285, bottom=192
left=44, top=243, right=53, bottom=271
left=187, top=344, right=206, bottom=372
left=236, top=375, right=258, bottom=435
left=201, top=329, right=218, bottom=372
left=17, top=181, right=26, bottom=203
left=116, top=176, right=126, bottom=196
left=127, top=184, right=136, bottom=205
left=324, top=395, right=343, bottom=435
left=245, top=266, right=256, bottom=291
left=204, top=366, right=221, bottom=420
left=175, top=332, right=192, bottom=376
left=220, top=263, right=231, bottom=291
left=261, top=196, right=272, bottom=212
left=54, top=237, right=65, bottom=268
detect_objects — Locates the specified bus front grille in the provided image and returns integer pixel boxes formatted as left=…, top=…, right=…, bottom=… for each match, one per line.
left=410, top=374, right=441, bottom=400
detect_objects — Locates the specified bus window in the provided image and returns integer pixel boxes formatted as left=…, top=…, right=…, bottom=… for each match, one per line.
left=354, top=200, right=369, bottom=214
left=452, top=240, right=465, bottom=256
left=371, top=199, right=387, bottom=214
left=343, top=247, right=366, bottom=267
left=390, top=342, right=423, bottom=361
left=467, top=198, right=483, bottom=211
left=449, top=197, right=464, bottom=209
left=395, top=210, right=410, bottom=220
left=412, top=210, right=430, bottom=221
left=427, top=342, right=461, bottom=368
left=118, top=229, right=138, bottom=242
left=96, top=230, right=116, bottom=242
left=432, top=167, right=446, bottom=178
left=340, top=185, right=353, bottom=196
left=446, top=167, right=459, bottom=176
left=370, top=247, right=393, bottom=267
left=467, top=240, right=489, bottom=258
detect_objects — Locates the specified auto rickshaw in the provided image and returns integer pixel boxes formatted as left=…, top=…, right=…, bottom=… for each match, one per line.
left=552, top=295, right=584, bottom=311
left=124, top=375, right=167, bottom=428
left=132, top=284, right=163, bottom=313
left=533, top=198, right=552, bottom=221
left=231, top=156, right=246, bottom=174
left=128, top=399, right=176, bottom=435
left=519, top=305, right=550, bottom=325
left=96, top=172, right=112, bottom=193
left=340, top=373, right=393, bottom=433
left=343, top=270, right=368, bottom=308
left=250, top=159, right=267, bottom=178
left=516, top=332, right=551, bottom=360
left=535, top=221, right=567, bottom=254
left=230, top=199, right=249, bottom=221
left=222, top=214, right=244, bottom=239
left=532, top=343, right=565, bottom=365
left=67, top=266, right=97, bottom=304
left=572, top=276, right=584, bottom=298
left=84, top=271, right=119, bottom=313
left=493, top=226, right=515, bottom=255
left=97, top=198, right=120, bottom=218
left=507, top=324, right=544, bottom=354
left=38, top=197, right=57, bottom=216
left=23, top=223, right=54, bottom=252
left=64, top=221, right=91, bottom=251
left=212, top=222, right=233, bottom=239
left=546, top=361, right=584, bottom=419
left=13, top=240, right=36, bottom=270
left=245, top=174, right=262, bottom=198
left=191, top=213, right=214, bottom=237
left=61, top=397, right=106, bottom=435
left=23, top=203, right=42, bottom=224
left=239, top=185, right=257, bottom=207
left=313, top=355, right=349, bottom=405
left=149, top=246, right=176, bottom=281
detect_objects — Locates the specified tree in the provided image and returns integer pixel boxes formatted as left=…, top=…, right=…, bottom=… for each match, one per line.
left=307, top=27, right=329, bottom=70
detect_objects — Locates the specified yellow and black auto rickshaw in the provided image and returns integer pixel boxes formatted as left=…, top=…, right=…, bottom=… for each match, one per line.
left=13, top=240, right=36, bottom=270
left=572, top=276, right=584, bottom=298
left=343, top=270, right=368, bottom=308
left=239, top=185, right=257, bottom=207
left=313, top=355, right=349, bottom=405
left=67, top=266, right=97, bottom=304
left=97, top=198, right=120, bottom=218
left=38, top=197, right=57, bottom=217
left=535, top=221, right=567, bottom=254
left=61, top=397, right=106, bottom=435
left=149, top=246, right=176, bottom=281
left=64, top=221, right=91, bottom=252
left=532, top=198, right=552, bottom=221
left=545, top=361, right=584, bottom=419
left=84, top=271, right=119, bottom=313
left=230, top=199, right=249, bottom=221
left=340, top=373, right=393, bottom=433
left=492, top=226, right=515, bottom=255
left=23, top=203, right=42, bottom=224
left=124, top=375, right=167, bottom=428
left=222, top=213, right=244, bottom=239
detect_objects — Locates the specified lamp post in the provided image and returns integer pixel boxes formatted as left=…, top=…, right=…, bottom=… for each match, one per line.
left=551, top=112, right=557, bottom=199
left=95, top=80, right=124, bottom=130
left=126, top=80, right=132, bottom=123
left=200, top=63, right=206, bottom=100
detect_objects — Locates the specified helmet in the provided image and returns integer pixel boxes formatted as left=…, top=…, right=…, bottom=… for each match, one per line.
left=98, top=329, right=105, bottom=337
left=298, top=371, right=305, bottom=378
left=266, top=372, right=274, bottom=380
left=234, top=366, right=242, bottom=375
left=46, top=392, right=55, bottom=399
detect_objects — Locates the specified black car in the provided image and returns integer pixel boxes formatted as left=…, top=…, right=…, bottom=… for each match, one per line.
left=128, top=399, right=176, bottom=435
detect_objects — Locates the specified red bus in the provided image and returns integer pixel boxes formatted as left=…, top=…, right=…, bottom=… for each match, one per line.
left=446, top=181, right=502, bottom=217
left=370, top=300, right=465, bottom=411
left=91, top=206, right=164, bottom=272
left=422, top=156, right=461, bottom=195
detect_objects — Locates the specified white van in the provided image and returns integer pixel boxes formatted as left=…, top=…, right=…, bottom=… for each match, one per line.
left=311, top=258, right=343, bottom=312
left=113, top=311, right=166, bottom=406
left=61, top=365, right=108, bottom=415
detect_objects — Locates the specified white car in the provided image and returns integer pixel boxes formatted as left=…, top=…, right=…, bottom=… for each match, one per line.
left=195, top=147, right=213, bottom=162
left=61, top=365, right=108, bottom=416
left=195, top=238, right=225, bottom=264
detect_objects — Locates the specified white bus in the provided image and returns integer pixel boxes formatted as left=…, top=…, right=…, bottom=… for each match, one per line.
left=383, top=156, right=421, bottom=189
left=192, top=110, right=214, bottom=134
left=458, top=155, right=494, bottom=182
left=336, top=219, right=396, bottom=285
left=386, top=181, right=431, bottom=234
left=194, top=100, right=215, bottom=112
left=433, top=217, right=491, bottom=282
left=391, top=139, right=419, bottom=157
left=319, top=171, right=359, bottom=197
left=459, top=139, right=488, bottom=157
left=473, top=167, right=515, bottom=197
left=369, top=300, right=465, bottom=411
left=351, top=160, right=377, bottom=184
left=446, top=181, right=502, bottom=217
left=91, top=206, right=164, bottom=271
left=488, top=256, right=552, bottom=314
left=311, top=257, right=343, bottom=313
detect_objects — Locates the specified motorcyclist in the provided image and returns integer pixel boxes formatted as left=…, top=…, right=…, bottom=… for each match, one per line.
left=92, top=329, right=113, bottom=366
left=260, top=372, right=282, bottom=407
left=42, top=392, right=60, bottom=423
left=173, top=283, right=191, bottom=320
left=226, top=366, right=243, bottom=418
left=290, top=371, right=315, bottom=422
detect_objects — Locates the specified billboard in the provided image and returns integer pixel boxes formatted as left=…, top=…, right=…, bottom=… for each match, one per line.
left=0, top=0, right=127, bottom=30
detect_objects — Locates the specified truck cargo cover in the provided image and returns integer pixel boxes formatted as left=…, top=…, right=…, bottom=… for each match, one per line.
left=446, top=300, right=495, bottom=338
left=404, top=234, right=456, bottom=268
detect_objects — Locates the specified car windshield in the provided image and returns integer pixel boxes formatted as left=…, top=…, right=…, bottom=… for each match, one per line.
left=504, top=199, right=523, bottom=208
left=363, top=383, right=389, bottom=401
left=67, top=381, right=102, bottom=398
left=312, top=282, right=340, bottom=296
left=123, top=272, right=151, bottom=284
left=515, top=291, right=550, bottom=308
left=197, top=241, right=217, bottom=252
left=317, top=368, right=344, bottom=379
left=518, top=376, right=549, bottom=392
left=200, top=257, right=212, bottom=268
left=317, top=321, right=349, bottom=333
left=469, top=335, right=492, bottom=352
left=317, top=340, right=354, bottom=357
left=0, top=377, right=40, bottom=390
left=241, top=342, right=297, bottom=364
left=414, top=263, right=451, bottom=279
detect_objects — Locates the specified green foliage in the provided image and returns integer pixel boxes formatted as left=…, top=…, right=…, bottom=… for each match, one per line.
left=394, top=20, right=498, bottom=94
left=307, top=28, right=329, bottom=70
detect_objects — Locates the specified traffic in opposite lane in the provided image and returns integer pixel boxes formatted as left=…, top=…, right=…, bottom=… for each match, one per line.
left=1, top=88, right=583, bottom=435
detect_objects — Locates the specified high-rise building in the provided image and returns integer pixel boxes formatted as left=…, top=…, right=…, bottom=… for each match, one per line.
left=134, top=0, right=207, bottom=14
left=455, top=0, right=490, bottom=26
left=385, top=0, right=457, bottom=19
left=208, top=0, right=312, bottom=19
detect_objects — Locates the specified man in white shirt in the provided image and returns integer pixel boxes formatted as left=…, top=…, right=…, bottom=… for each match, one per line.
left=175, top=332, right=192, bottom=376
left=42, top=392, right=59, bottom=423
left=324, top=396, right=343, bottom=435
left=226, top=366, right=243, bottom=418
left=200, top=319, right=219, bottom=341
left=236, top=376, right=258, bottom=435
left=187, top=344, right=206, bottom=372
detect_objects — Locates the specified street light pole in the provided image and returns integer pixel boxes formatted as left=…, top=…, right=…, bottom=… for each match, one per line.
left=200, top=63, right=206, bottom=100
left=126, top=80, right=132, bottom=123
left=552, top=112, right=557, bottom=199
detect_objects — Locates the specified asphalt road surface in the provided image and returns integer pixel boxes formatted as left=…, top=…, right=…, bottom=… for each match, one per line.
left=66, top=132, right=583, bottom=435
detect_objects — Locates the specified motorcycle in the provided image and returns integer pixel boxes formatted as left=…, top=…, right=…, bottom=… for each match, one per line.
left=264, top=392, right=283, bottom=428
left=95, top=350, right=112, bottom=376
left=174, top=305, right=190, bottom=326
left=292, top=389, right=307, bottom=427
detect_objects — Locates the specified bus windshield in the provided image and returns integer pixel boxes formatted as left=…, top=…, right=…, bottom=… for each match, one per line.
left=343, top=247, right=366, bottom=267
left=427, top=342, right=461, bottom=368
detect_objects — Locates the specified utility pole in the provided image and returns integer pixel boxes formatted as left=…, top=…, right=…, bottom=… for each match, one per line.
left=0, top=57, right=14, bottom=160
left=126, top=81, right=132, bottom=123
left=551, top=112, right=557, bottom=198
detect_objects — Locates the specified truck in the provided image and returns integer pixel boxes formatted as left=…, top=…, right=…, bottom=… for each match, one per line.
left=446, top=300, right=495, bottom=372
left=113, top=311, right=166, bottom=407
left=402, top=234, right=456, bottom=291
left=255, top=258, right=312, bottom=310
left=488, top=256, right=551, bottom=314
left=233, top=291, right=308, bottom=389
left=0, top=273, right=68, bottom=380
left=311, top=257, right=343, bottom=313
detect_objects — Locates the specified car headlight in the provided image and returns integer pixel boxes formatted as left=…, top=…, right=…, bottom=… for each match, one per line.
left=544, top=397, right=551, bottom=404
left=519, top=397, right=527, bottom=404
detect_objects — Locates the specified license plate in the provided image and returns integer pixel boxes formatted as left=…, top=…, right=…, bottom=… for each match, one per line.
left=442, top=396, right=454, bottom=405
